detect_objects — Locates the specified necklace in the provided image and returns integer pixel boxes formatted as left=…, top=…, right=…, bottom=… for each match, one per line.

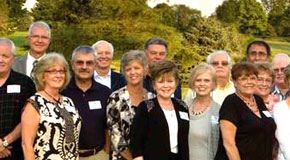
left=43, top=90, right=75, bottom=144
left=236, top=93, right=259, bottom=113
left=43, top=90, right=60, bottom=104
left=190, top=98, right=211, bottom=116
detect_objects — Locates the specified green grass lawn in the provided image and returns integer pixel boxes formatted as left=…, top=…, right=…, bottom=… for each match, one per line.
left=7, top=31, right=28, bottom=56
left=258, top=37, right=290, bottom=58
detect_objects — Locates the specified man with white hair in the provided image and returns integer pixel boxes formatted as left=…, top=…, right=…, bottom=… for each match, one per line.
left=184, top=50, right=235, bottom=105
left=0, top=38, right=35, bottom=159
left=271, top=53, right=290, bottom=101
left=13, top=21, right=51, bottom=77
left=92, top=40, right=126, bottom=91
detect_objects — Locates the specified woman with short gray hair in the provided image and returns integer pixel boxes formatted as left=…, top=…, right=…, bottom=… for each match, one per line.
left=107, top=50, right=154, bottom=160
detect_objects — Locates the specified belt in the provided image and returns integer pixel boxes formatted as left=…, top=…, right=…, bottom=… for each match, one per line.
left=79, top=146, right=103, bottom=157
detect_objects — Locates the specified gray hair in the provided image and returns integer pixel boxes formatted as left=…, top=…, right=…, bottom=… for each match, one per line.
left=0, top=38, right=16, bottom=55
left=206, top=50, right=232, bottom=68
left=272, top=53, right=290, bottom=65
left=284, top=64, right=290, bottom=84
left=28, top=21, right=51, bottom=38
left=31, top=53, right=70, bottom=91
left=120, top=50, right=148, bottom=75
left=92, top=40, right=114, bottom=55
left=144, top=38, right=168, bottom=52
left=71, top=45, right=96, bottom=61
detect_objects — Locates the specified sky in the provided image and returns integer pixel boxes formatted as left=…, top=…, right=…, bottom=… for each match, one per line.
left=24, top=0, right=260, bottom=17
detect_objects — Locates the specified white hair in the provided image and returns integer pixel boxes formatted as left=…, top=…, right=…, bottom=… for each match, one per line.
left=28, top=21, right=51, bottom=38
left=92, top=40, right=114, bottom=56
left=0, top=38, right=16, bottom=55
left=206, top=50, right=232, bottom=68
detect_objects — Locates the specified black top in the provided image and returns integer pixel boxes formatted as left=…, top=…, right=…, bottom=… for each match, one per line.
left=111, top=70, right=127, bottom=91
left=130, top=98, right=189, bottom=160
left=61, top=77, right=112, bottom=149
left=0, top=70, right=36, bottom=160
left=143, top=75, right=182, bottom=99
left=215, top=94, right=276, bottom=160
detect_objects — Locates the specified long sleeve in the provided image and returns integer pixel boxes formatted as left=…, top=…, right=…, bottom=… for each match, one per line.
left=273, top=102, right=290, bottom=160
left=130, top=102, right=148, bottom=158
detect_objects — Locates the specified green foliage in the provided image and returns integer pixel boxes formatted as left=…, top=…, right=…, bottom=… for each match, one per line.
left=0, top=1, right=9, bottom=35
left=154, top=4, right=202, bottom=32
left=238, top=0, right=268, bottom=35
left=216, top=0, right=239, bottom=23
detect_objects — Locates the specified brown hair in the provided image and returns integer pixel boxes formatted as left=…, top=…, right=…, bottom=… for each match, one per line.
left=231, top=62, right=258, bottom=81
left=150, top=60, right=179, bottom=85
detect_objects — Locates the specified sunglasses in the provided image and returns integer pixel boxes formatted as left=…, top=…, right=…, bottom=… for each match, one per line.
left=211, top=61, right=229, bottom=67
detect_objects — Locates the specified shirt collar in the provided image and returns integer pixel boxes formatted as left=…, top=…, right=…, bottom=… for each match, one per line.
left=27, top=52, right=46, bottom=61
left=94, top=69, right=111, bottom=78
left=68, top=76, right=99, bottom=92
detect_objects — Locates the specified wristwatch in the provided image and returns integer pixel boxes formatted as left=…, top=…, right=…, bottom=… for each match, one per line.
left=1, top=138, right=8, bottom=148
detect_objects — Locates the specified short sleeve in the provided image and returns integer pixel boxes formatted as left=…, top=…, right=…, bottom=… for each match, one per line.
left=219, top=95, right=239, bottom=126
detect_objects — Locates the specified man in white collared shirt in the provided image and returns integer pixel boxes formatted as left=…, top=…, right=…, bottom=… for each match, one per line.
left=13, top=21, right=50, bottom=77
left=92, top=40, right=126, bottom=91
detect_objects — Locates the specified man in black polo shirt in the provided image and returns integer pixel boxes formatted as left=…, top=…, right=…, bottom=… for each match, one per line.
left=62, top=45, right=112, bottom=160
left=0, top=38, right=36, bottom=159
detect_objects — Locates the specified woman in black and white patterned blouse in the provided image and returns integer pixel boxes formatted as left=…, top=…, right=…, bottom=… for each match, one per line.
left=107, top=50, right=154, bottom=160
left=21, top=53, right=81, bottom=160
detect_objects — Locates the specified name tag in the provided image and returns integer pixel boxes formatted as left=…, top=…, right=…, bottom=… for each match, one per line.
left=211, top=116, right=219, bottom=124
left=179, top=111, right=189, bottom=121
left=88, top=101, right=102, bottom=110
left=7, top=85, right=21, bottom=93
left=65, top=105, right=76, bottom=113
left=262, top=110, right=272, bottom=118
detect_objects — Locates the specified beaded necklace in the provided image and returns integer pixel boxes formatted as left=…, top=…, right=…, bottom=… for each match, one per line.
left=236, top=93, right=259, bottom=113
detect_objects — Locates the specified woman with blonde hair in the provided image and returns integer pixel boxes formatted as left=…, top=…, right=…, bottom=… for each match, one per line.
left=187, top=63, right=220, bottom=160
left=22, top=53, right=82, bottom=160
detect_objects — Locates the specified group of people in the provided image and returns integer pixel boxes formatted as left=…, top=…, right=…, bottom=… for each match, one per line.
left=0, top=20, right=290, bottom=160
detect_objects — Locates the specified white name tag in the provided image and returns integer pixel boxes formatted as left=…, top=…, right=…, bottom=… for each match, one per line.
left=65, top=105, right=76, bottom=113
left=7, top=85, right=21, bottom=93
left=211, top=116, right=219, bottom=124
left=88, top=101, right=102, bottom=110
left=179, top=111, right=189, bottom=121
left=262, top=110, right=272, bottom=118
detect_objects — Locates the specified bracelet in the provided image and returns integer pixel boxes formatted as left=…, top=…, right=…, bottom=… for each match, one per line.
left=1, top=138, right=9, bottom=148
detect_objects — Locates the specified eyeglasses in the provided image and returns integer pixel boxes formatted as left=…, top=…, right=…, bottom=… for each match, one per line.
left=238, top=76, right=257, bottom=82
left=273, top=67, right=285, bottom=74
left=74, top=60, right=95, bottom=66
left=257, top=77, right=272, bottom=84
left=148, top=51, right=166, bottom=57
left=45, top=70, right=66, bottom=74
left=30, top=35, right=50, bottom=41
left=211, top=61, right=229, bottom=67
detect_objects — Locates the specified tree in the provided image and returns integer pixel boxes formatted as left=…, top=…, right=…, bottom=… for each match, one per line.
left=0, top=1, right=9, bottom=35
left=238, top=0, right=268, bottom=35
left=6, top=0, right=27, bottom=30
left=215, top=0, right=239, bottom=23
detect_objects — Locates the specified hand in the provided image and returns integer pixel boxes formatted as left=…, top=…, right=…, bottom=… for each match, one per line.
left=0, top=147, right=12, bottom=159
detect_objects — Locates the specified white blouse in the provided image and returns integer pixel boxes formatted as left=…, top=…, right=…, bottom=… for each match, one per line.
left=273, top=100, right=290, bottom=160
left=162, top=109, right=178, bottom=154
